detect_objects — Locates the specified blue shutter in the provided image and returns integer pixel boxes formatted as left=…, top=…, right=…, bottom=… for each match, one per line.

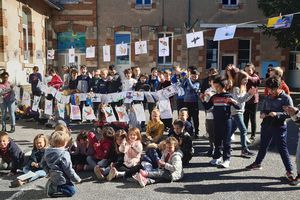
left=136, top=0, right=143, bottom=5
left=144, top=0, right=151, bottom=5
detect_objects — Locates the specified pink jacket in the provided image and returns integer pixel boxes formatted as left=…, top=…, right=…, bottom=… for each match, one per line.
left=119, top=140, right=143, bottom=168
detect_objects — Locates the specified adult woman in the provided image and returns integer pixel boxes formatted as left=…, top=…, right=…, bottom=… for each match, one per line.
left=0, top=72, right=16, bottom=132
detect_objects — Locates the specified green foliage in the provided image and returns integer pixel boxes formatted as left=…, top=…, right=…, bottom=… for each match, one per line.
left=257, top=0, right=300, bottom=49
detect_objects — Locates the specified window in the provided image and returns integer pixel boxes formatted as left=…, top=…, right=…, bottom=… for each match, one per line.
left=115, top=32, right=131, bottom=65
left=22, top=10, right=29, bottom=62
left=206, top=40, right=219, bottom=69
left=289, top=50, right=300, bottom=70
left=158, top=33, right=173, bottom=65
left=136, top=0, right=152, bottom=9
left=238, top=39, right=251, bottom=68
left=222, top=0, right=238, bottom=6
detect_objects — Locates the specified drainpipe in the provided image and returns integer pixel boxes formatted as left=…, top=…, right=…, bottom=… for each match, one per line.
left=45, top=17, right=48, bottom=76
left=162, top=0, right=165, bottom=26
left=187, top=0, right=191, bottom=66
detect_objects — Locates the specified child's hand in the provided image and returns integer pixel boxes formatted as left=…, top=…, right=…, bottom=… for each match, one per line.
left=227, top=98, right=237, bottom=105
left=31, top=162, right=39, bottom=168
left=268, top=112, right=277, bottom=117
left=248, top=87, right=256, bottom=96
left=283, top=105, right=298, bottom=116
left=260, top=113, right=266, bottom=119
left=76, top=179, right=82, bottom=184
left=158, top=160, right=166, bottom=168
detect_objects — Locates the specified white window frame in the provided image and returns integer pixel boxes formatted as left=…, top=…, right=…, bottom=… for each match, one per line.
left=157, top=32, right=173, bottom=65
left=222, top=0, right=238, bottom=6
left=135, top=0, right=152, bottom=9
left=114, top=32, right=131, bottom=67
left=22, top=24, right=29, bottom=62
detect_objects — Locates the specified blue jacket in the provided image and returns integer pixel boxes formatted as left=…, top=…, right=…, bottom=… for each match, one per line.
left=0, top=140, right=24, bottom=173
left=182, top=78, right=200, bottom=103
left=147, top=75, right=159, bottom=92
left=26, top=148, right=45, bottom=171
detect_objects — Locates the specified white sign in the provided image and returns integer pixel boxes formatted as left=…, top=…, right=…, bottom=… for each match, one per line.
left=158, top=37, right=169, bottom=57
left=116, top=43, right=128, bottom=56
left=135, top=40, right=147, bottom=55
left=86, top=46, right=95, bottom=58
left=186, top=31, right=204, bottom=48
left=103, top=45, right=111, bottom=62
left=47, top=49, right=55, bottom=60
left=213, top=25, right=237, bottom=41
left=69, top=48, right=75, bottom=63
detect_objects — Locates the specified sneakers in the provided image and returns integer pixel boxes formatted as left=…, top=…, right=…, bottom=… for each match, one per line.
left=206, top=148, right=214, bottom=157
left=220, top=160, right=230, bottom=168
left=290, top=175, right=300, bottom=186
left=250, top=135, right=256, bottom=142
left=139, top=169, right=148, bottom=177
left=107, top=167, right=117, bottom=181
left=210, top=158, right=223, bottom=166
left=286, top=171, right=294, bottom=184
left=231, top=134, right=236, bottom=141
left=94, top=166, right=105, bottom=180
left=135, top=173, right=148, bottom=188
left=245, top=162, right=262, bottom=170
left=45, top=180, right=57, bottom=197
left=241, top=149, right=255, bottom=158
left=10, top=179, right=26, bottom=188
left=246, top=137, right=251, bottom=144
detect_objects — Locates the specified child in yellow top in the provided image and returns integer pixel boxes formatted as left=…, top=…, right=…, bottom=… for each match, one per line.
left=145, top=109, right=165, bottom=144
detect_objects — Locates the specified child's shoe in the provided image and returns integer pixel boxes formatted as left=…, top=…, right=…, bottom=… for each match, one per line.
left=286, top=171, right=294, bottom=184
left=107, top=167, right=117, bottom=181
left=220, top=160, right=230, bottom=168
left=45, top=180, right=57, bottom=197
left=210, top=158, right=222, bottom=166
left=135, top=173, right=148, bottom=188
left=245, top=162, right=262, bottom=170
left=241, top=149, right=255, bottom=158
left=290, top=175, right=300, bottom=186
left=139, top=169, right=148, bottom=177
left=94, top=166, right=105, bottom=180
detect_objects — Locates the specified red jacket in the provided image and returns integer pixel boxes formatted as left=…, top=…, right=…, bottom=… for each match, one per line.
left=246, top=73, right=261, bottom=104
left=93, top=138, right=113, bottom=160
left=48, top=74, right=63, bottom=90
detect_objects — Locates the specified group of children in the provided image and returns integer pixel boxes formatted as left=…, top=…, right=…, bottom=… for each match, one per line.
left=1, top=62, right=300, bottom=198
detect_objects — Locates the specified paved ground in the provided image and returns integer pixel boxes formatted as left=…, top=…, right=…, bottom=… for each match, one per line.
left=0, top=108, right=300, bottom=200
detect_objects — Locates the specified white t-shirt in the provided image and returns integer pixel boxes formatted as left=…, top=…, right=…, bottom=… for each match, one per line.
left=122, top=78, right=137, bottom=91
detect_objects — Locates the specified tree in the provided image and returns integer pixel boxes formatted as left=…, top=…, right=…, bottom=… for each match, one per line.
left=257, top=0, right=300, bottom=49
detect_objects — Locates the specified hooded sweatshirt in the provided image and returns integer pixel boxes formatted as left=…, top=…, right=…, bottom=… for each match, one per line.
left=161, top=149, right=184, bottom=181
left=42, top=147, right=81, bottom=185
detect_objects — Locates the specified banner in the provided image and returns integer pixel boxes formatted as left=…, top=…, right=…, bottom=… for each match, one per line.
left=44, top=99, right=53, bottom=116
left=82, top=106, right=96, bottom=121
left=70, top=105, right=81, bottom=120
left=115, top=106, right=129, bottom=122
left=32, top=96, right=41, bottom=112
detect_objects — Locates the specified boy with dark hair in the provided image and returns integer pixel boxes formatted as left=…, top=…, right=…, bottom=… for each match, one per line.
left=77, top=65, right=91, bottom=93
left=246, top=76, right=294, bottom=184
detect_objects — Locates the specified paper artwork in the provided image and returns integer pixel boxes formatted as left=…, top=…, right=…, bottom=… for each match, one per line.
left=92, top=93, right=101, bottom=102
left=186, top=31, right=204, bottom=48
left=32, top=96, right=41, bottom=112
left=115, top=106, right=129, bottom=122
left=82, top=106, right=96, bottom=121
left=21, top=92, right=31, bottom=107
left=36, top=50, right=42, bottom=60
left=158, top=99, right=172, bottom=119
left=14, top=86, right=21, bottom=102
left=69, top=48, right=75, bottom=63
left=163, top=85, right=178, bottom=98
left=104, top=106, right=117, bottom=123
left=103, top=45, right=111, bottom=62
left=57, top=102, right=65, bottom=119
left=133, top=91, right=144, bottom=101
left=132, top=104, right=146, bottom=122
left=47, top=49, right=55, bottom=60
left=86, top=46, right=95, bottom=58
left=44, top=99, right=53, bottom=116
left=144, top=92, right=155, bottom=103
left=17, top=171, right=37, bottom=181
left=124, top=91, right=134, bottom=104
left=70, top=105, right=81, bottom=120
left=135, top=40, right=147, bottom=55
left=213, top=25, right=237, bottom=41
left=116, top=43, right=128, bottom=56
left=158, top=37, right=169, bottom=57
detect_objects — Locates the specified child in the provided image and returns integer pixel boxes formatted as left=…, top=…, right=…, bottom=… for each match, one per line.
left=231, top=70, right=256, bottom=157
left=169, top=107, right=194, bottom=138
left=144, top=109, right=165, bottom=145
left=14, top=134, right=48, bottom=186
left=42, top=131, right=81, bottom=197
left=140, top=141, right=165, bottom=173
left=200, top=75, right=216, bottom=156
left=245, top=76, right=294, bottom=184
left=0, top=131, right=24, bottom=176
left=134, top=137, right=183, bottom=187
left=86, top=126, right=115, bottom=170
left=122, top=68, right=137, bottom=92
left=168, top=119, right=193, bottom=166
left=70, top=130, right=94, bottom=172
left=147, top=67, right=160, bottom=115
left=69, top=69, right=79, bottom=94
left=182, top=69, right=201, bottom=138
left=202, top=76, right=240, bottom=168
left=106, top=127, right=143, bottom=181
left=94, top=129, right=126, bottom=180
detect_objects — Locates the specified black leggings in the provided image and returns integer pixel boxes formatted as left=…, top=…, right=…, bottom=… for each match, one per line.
left=114, top=163, right=143, bottom=178
left=243, top=103, right=258, bottom=137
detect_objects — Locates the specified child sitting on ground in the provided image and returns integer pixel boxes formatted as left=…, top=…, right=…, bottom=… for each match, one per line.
left=134, top=137, right=183, bottom=187
left=42, top=131, right=81, bottom=198
left=168, top=119, right=193, bottom=166
left=13, top=134, right=48, bottom=187
left=94, top=129, right=126, bottom=180
left=106, top=127, right=143, bottom=181
left=70, top=130, right=94, bottom=172
left=144, top=109, right=165, bottom=145
left=86, top=127, right=115, bottom=170
left=0, top=131, right=24, bottom=176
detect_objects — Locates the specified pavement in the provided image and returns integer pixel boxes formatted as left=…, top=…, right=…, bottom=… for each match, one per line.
left=0, top=107, right=300, bottom=200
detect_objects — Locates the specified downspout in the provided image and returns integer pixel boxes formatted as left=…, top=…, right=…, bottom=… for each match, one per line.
left=187, top=0, right=191, bottom=66
left=45, top=17, right=48, bottom=76
left=162, top=0, right=165, bottom=26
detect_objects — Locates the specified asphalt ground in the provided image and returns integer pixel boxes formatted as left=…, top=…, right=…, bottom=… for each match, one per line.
left=0, top=109, right=299, bottom=200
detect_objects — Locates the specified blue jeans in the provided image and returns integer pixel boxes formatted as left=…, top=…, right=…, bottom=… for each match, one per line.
left=255, top=125, right=293, bottom=172
left=232, top=113, right=248, bottom=149
left=57, top=182, right=76, bottom=197
left=0, top=100, right=16, bottom=127
left=23, top=166, right=46, bottom=182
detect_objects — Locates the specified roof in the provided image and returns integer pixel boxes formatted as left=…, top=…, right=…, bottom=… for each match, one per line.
left=43, top=0, right=64, bottom=10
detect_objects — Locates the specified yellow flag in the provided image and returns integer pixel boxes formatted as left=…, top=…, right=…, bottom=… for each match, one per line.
left=267, top=16, right=282, bottom=28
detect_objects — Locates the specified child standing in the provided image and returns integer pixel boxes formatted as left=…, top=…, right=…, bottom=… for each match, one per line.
left=42, top=131, right=81, bottom=197
left=14, top=134, right=48, bottom=186
left=86, top=127, right=115, bottom=170
left=168, top=119, right=193, bottom=166
left=134, top=137, right=183, bottom=187
left=0, top=131, right=24, bottom=176
left=122, top=68, right=137, bottom=92
left=202, top=76, right=240, bottom=168
left=106, top=127, right=143, bottom=181
left=245, top=76, right=294, bottom=183
left=144, top=109, right=165, bottom=145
